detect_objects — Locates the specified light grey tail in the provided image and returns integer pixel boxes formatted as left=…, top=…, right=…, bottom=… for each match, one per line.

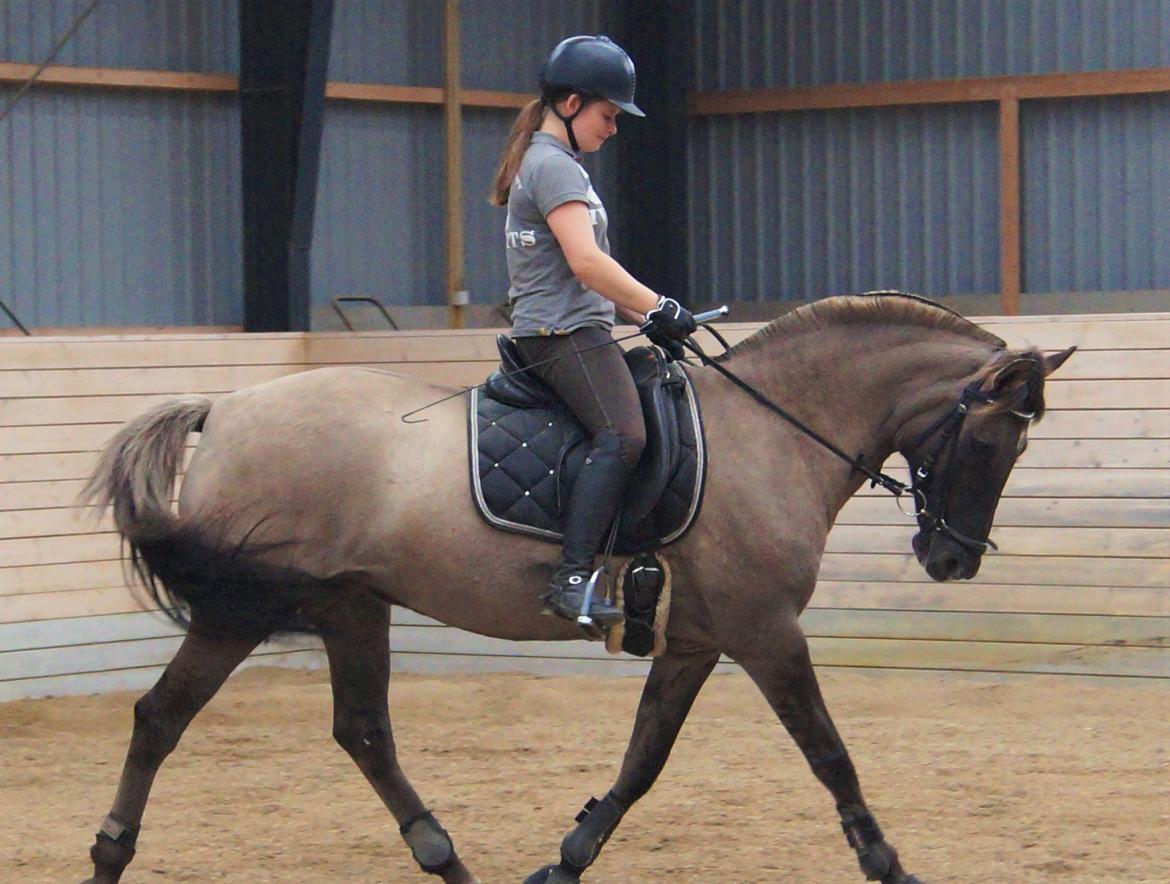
left=81, top=396, right=212, bottom=538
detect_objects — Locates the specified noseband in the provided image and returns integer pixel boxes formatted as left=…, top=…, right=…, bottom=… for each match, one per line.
left=902, top=381, right=1035, bottom=554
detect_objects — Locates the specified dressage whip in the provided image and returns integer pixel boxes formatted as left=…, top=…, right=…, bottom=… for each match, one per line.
left=398, top=306, right=729, bottom=423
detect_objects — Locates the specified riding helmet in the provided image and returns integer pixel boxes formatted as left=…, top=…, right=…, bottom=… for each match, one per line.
left=539, top=35, right=645, bottom=117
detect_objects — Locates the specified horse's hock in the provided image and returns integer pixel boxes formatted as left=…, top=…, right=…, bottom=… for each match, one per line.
left=0, top=312, right=1167, bottom=698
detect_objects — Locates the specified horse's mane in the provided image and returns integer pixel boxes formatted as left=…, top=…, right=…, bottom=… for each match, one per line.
left=720, top=292, right=1006, bottom=360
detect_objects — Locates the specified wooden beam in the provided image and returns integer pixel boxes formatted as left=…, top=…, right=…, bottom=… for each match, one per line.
left=444, top=0, right=466, bottom=329
left=687, top=67, right=1170, bottom=115
left=0, top=60, right=532, bottom=110
left=999, top=96, right=1022, bottom=315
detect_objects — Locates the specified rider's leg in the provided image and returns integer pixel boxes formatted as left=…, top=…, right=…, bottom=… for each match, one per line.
left=514, top=328, right=645, bottom=626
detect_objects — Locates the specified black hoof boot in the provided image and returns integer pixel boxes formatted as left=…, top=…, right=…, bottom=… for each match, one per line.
left=523, top=863, right=581, bottom=884
left=542, top=570, right=623, bottom=628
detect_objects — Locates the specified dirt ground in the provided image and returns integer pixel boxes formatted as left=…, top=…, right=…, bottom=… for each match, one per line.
left=1, top=666, right=1167, bottom=884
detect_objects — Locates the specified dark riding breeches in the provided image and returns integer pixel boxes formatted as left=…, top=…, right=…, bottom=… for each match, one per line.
left=514, top=326, right=646, bottom=571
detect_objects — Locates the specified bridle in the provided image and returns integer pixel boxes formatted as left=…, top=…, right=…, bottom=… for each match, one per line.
left=681, top=336, right=1037, bottom=557
left=900, top=380, right=1036, bottom=554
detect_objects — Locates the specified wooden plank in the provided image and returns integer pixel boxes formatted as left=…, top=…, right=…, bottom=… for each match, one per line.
left=0, top=448, right=191, bottom=483
left=817, top=553, right=1170, bottom=588
left=1027, top=409, right=1170, bottom=440
left=0, top=585, right=140, bottom=623
left=799, top=609, right=1169, bottom=647
left=805, top=637, right=1168, bottom=679
left=809, top=581, right=1170, bottom=618
left=0, top=61, right=239, bottom=93
left=305, top=334, right=515, bottom=365
left=0, top=364, right=303, bottom=398
left=1042, top=378, right=1170, bottom=410
left=982, top=318, right=1170, bottom=350
left=0, top=335, right=305, bottom=370
left=687, top=68, right=1170, bottom=115
left=855, top=468, right=1170, bottom=498
left=825, top=525, right=1169, bottom=558
left=838, top=496, right=1170, bottom=529
left=0, top=393, right=223, bottom=428
left=390, top=652, right=656, bottom=679
left=0, top=560, right=127, bottom=595
left=0, top=648, right=326, bottom=702
left=0, top=423, right=119, bottom=455
left=0, top=610, right=179, bottom=653
left=875, top=438, right=1169, bottom=470
left=0, top=532, right=120, bottom=568
left=1049, top=349, right=1170, bottom=380
left=0, top=479, right=91, bottom=511
left=0, top=506, right=110, bottom=539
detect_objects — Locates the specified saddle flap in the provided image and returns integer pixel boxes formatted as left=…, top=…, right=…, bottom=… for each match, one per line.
left=621, top=347, right=681, bottom=524
left=483, top=335, right=559, bottom=408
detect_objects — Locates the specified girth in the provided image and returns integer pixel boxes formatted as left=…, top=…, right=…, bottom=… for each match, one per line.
left=468, top=336, right=707, bottom=554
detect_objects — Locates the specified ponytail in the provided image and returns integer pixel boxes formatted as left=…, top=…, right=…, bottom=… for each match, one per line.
left=489, top=99, right=545, bottom=206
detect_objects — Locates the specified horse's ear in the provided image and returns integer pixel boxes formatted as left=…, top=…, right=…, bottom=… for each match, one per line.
left=984, top=354, right=1039, bottom=396
left=1041, top=345, right=1076, bottom=377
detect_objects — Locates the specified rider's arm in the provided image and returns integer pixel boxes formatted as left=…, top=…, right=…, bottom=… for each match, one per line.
left=546, top=201, right=659, bottom=316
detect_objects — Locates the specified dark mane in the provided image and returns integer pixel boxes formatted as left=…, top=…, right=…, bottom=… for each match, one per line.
left=720, top=292, right=1006, bottom=360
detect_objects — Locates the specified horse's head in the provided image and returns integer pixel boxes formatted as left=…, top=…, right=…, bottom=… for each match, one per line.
left=905, top=345, right=1076, bottom=581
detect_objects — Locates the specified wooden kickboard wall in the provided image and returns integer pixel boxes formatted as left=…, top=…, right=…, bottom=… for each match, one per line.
left=1, top=313, right=1167, bottom=700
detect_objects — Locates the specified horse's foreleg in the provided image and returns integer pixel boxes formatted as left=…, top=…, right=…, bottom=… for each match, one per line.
left=85, top=627, right=260, bottom=884
left=317, top=597, right=476, bottom=884
left=525, top=649, right=719, bottom=884
left=734, top=619, right=922, bottom=884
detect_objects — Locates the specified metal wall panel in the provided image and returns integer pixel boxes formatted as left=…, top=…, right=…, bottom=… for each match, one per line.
left=689, top=104, right=1001, bottom=302
left=693, top=0, right=1170, bottom=90
left=0, top=87, right=242, bottom=327
left=688, top=0, right=1170, bottom=302
left=0, top=0, right=238, bottom=72
left=1023, top=92, right=1170, bottom=295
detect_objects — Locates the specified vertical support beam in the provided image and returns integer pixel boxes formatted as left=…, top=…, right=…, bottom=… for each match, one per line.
left=239, top=0, right=334, bottom=332
left=613, top=1, right=694, bottom=302
left=444, top=0, right=466, bottom=329
left=998, top=94, right=1022, bottom=316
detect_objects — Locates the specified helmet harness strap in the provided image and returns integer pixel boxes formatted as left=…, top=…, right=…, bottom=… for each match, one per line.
left=544, top=93, right=587, bottom=154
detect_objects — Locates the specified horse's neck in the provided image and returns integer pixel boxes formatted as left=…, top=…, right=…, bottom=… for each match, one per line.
left=723, top=324, right=991, bottom=506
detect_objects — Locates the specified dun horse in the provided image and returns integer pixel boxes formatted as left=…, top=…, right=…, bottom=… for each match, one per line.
left=81, top=294, right=1073, bottom=883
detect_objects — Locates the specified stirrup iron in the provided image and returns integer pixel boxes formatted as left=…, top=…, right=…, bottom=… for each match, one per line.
left=576, top=567, right=607, bottom=627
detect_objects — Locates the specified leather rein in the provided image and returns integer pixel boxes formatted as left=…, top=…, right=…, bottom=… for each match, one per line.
left=680, top=334, right=1035, bottom=553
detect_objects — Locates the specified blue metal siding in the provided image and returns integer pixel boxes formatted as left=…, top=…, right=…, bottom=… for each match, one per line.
left=688, top=0, right=1170, bottom=302
left=328, top=1, right=441, bottom=85
left=693, top=0, right=1170, bottom=90
left=0, top=87, right=241, bottom=327
left=1, top=0, right=238, bottom=72
left=1022, top=92, right=1170, bottom=294
left=689, top=104, right=1000, bottom=302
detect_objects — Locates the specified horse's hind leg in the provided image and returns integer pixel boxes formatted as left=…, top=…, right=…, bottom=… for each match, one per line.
left=732, top=616, right=923, bottom=884
left=525, top=648, right=720, bottom=883
left=85, top=627, right=260, bottom=883
left=316, top=596, right=476, bottom=884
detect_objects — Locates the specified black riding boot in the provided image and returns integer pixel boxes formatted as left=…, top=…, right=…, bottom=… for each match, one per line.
left=543, top=437, right=631, bottom=628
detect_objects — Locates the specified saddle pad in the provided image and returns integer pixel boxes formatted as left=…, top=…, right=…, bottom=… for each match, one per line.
left=468, top=375, right=706, bottom=555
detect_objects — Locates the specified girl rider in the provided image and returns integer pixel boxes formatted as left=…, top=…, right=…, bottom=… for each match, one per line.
left=489, top=35, right=696, bottom=627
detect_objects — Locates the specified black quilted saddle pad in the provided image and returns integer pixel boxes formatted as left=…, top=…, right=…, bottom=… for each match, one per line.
left=468, top=368, right=706, bottom=555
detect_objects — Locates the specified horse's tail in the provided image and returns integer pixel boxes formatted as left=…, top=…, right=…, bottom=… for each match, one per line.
left=82, top=397, right=328, bottom=638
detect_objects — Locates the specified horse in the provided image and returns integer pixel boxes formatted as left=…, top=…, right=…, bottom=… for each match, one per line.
left=79, top=293, right=1074, bottom=884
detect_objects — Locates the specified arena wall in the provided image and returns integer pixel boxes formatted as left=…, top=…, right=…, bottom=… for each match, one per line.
left=1, top=314, right=1167, bottom=700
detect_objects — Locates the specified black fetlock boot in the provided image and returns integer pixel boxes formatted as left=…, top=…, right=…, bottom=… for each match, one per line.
left=542, top=433, right=631, bottom=629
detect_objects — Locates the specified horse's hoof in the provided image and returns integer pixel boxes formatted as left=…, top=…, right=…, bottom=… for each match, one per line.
left=523, top=864, right=581, bottom=884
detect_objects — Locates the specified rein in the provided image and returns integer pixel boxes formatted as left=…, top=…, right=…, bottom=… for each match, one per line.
left=680, top=338, right=909, bottom=498
left=681, top=336, right=1034, bottom=554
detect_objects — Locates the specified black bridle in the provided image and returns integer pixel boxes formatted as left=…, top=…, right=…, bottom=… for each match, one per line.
left=681, top=338, right=1036, bottom=556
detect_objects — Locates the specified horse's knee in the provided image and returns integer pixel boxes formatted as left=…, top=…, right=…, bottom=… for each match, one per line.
left=129, top=690, right=186, bottom=764
left=332, top=708, right=394, bottom=761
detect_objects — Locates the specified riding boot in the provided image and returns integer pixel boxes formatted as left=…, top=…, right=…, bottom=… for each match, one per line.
left=543, top=436, right=631, bottom=628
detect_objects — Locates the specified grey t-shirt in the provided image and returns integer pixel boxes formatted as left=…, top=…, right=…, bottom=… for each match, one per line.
left=506, top=133, right=614, bottom=336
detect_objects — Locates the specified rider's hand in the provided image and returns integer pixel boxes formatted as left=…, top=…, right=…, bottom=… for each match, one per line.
left=642, top=296, right=697, bottom=342
left=645, top=325, right=687, bottom=361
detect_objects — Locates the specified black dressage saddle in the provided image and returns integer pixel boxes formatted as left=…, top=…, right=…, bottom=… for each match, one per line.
left=468, top=335, right=707, bottom=555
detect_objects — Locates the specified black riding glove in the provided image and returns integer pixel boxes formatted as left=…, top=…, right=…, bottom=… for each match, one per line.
left=644, top=325, right=687, bottom=361
left=641, top=296, right=697, bottom=342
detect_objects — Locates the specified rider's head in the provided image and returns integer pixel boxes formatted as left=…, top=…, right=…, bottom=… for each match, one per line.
left=539, top=35, right=644, bottom=154
left=490, top=35, right=643, bottom=205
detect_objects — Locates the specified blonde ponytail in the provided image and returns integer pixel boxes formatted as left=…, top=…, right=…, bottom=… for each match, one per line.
left=489, top=99, right=545, bottom=206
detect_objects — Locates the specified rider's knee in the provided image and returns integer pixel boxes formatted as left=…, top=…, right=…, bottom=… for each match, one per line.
left=595, top=421, right=645, bottom=467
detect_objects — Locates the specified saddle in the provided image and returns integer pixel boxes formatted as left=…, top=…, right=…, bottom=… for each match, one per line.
left=468, top=335, right=707, bottom=555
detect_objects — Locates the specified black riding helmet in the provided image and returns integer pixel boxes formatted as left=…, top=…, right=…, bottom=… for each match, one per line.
left=539, top=35, right=643, bottom=152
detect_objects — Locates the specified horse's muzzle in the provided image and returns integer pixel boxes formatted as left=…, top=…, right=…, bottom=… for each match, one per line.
left=914, top=531, right=982, bottom=581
